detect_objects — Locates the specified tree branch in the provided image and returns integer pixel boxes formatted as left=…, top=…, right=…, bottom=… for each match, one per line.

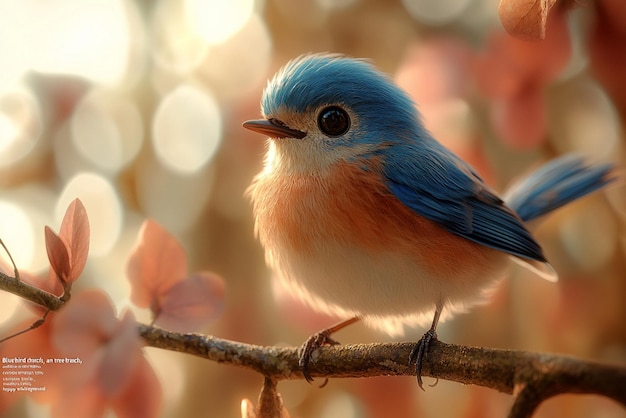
left=138, top=324, right=626, bottom=418
left=0, top=271, right=64, bottom=311
left=2, top=270, right=625, bottom=418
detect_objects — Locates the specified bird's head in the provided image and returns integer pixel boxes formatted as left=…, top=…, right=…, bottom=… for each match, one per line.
left=244, top=54, right=424, bottom=174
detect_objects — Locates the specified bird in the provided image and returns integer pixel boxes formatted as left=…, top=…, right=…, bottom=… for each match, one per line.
left=243, top=53, right=614, bottom=388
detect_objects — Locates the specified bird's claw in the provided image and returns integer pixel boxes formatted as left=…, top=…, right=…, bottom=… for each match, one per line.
left=409, top=328, right=438, bottom=391
left=299, top=330, right=340, bottom=385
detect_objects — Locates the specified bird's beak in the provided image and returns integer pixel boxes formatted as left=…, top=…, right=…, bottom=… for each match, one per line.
left=243, top=119, right=306, bottom=139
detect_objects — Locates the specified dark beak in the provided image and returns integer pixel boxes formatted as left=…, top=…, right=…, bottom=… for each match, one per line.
left=243, top=119, right=306, bottom=139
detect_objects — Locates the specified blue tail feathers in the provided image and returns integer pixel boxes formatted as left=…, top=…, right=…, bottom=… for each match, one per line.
left=504, top=155, right=614, bottom=223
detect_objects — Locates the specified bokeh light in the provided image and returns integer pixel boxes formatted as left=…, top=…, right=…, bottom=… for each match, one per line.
left=194, top=13, right=273, bottom=100
left=0, top=184, right=57, bottom=275
left=0, top=0, right=131, bottom=88
left=316, top=0, right=359, bottom=11
left=551, top=80, right=621, bottom=160
left=0, top=201, right=36, bottom=270
left=71, top=89, right=143, bottom=174
left=560, top=201, right=618, bottom=271
left=317, top=392, right=364, bottom=418
left=152, top=85, right=222, bottom=175
left=0, top=86, right=42, bottom=169
left=150, top=0, right=209, bottom=74
left=402, top=0, right=472, bottom=25
left=87, top=214, right=143, bottom=313
left=135, top=157, right=214, bottom=234
left=184, top=0, right=255, bottom=45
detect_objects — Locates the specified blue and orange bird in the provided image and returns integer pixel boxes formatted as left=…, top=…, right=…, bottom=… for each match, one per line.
left=243, top=53, right=613, bottom=387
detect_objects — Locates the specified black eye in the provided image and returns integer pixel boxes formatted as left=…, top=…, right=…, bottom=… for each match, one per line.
left=317, top=106, right=350, bottom=137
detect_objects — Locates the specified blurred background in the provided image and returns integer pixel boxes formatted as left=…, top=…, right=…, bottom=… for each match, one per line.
left=0, top=0, right=624, bottom=417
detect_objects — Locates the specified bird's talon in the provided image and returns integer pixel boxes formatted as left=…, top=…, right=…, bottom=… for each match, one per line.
left=299, top=330, right=338, bottom=385
left=298, top=317, right=360, bottom=385
left=409, top=328, right=438, bottom=391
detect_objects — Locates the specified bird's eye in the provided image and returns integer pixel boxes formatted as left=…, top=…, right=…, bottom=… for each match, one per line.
left=317, top=106, right=350, bottom=137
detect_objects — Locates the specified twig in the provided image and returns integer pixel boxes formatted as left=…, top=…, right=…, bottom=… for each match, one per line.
left=0, top=238, right=20, bottom=281
left=0, top=309, right=50, bottom=343
left=257, top=377, right=287, bottom=418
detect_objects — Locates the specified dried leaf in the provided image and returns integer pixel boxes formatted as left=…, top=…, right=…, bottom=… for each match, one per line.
left=59, top=198, right=90, bottom=283
left=126, top=220, right=187, bottom=309
left=44, top=226, right=70, bottom=284
left=154, top=272, right=225, bottom=333
left=499, top=0, right=558, bottom=41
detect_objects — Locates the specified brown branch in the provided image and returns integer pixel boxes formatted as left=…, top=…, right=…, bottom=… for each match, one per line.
left=2, top=273, right=625, bottom=418
left=257, top=377, right=288, bottom=418
left=0, top=271, right=64, bottom=311
left=138, top=324, right=626, bottom=418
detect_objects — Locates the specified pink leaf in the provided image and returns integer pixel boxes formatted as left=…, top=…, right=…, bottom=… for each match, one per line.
left=112, top=355, right=163, bottom=418
left=127, top=220, right=188, bottom=308
left=45, top=226, right=70, bottom=284
left=155, top=272, right=225, bottom=333
left=50, top=291, right=158, bottom=418
left=52, top=290, right=118, bottom=357
left=59, top=198, right=90, bottom=283
left=97, top=310, right=141, bottom=397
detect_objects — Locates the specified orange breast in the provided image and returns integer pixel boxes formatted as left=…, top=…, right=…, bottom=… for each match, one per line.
left=251, top=160, right=500, bottom=282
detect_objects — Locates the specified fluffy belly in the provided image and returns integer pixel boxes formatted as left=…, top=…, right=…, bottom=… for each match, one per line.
left=266, top=237, right=510, bottom=336
left=250, top=162, right=510, bottom=335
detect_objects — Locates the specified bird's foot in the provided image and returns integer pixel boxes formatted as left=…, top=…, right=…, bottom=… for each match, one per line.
left=408, top=328, right=439, bottom=391
left=299, top=317, right=360, bottom=385
left=299, top=329, right=340, bottom=386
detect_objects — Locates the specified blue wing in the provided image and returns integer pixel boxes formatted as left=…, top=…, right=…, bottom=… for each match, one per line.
left=383, top=139, right=547, bottom=263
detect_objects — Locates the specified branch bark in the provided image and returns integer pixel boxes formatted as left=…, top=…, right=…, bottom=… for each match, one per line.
left=0, top=271, right=64, bottom=311
left=137, top=324, right=626, bottom=418
left=2, top=271, right=625, bottom=418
